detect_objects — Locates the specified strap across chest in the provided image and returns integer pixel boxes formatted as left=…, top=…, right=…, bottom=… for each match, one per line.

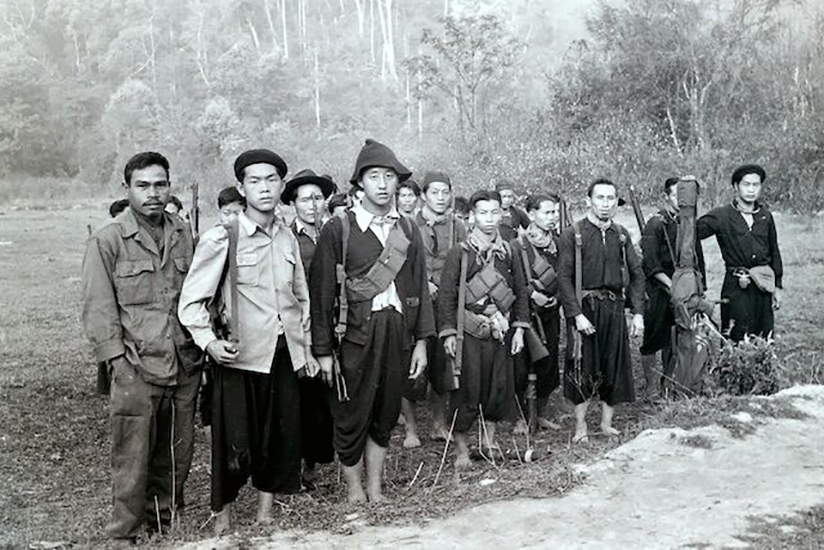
left=345, top=219, right=411, bottom=303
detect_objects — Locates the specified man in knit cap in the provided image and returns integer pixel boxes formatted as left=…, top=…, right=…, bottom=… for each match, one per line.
left=310, top=139, right=435, bottom=503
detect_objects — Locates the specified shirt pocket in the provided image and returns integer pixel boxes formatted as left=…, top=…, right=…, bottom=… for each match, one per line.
left=282, top=249, right=297, bottom=286
left=115, top=259, right=156, bottom=305
left=236, top=253, right=260, bottom=286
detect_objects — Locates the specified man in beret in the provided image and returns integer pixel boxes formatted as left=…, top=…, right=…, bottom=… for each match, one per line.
left=400, top=171, right=467, bottom=448
left=281, top=169, right=336, bottom=488
left=310, top=139, right=434, bottom=503
left=496, top=181, right=530, bottom=241
left=179, top=148, right=316, bottom=533
left=697, top=164, right=783, bottom=342
left=82, top=152, right=202, bottom=540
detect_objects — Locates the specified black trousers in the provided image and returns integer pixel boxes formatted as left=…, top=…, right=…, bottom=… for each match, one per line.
left=210, top=337, right=301, bottom=511
left=721, top=273, right=774, bottom=342
left=514, top=307, right=560, bottom=417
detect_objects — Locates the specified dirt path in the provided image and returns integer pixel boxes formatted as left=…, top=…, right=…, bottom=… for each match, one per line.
left=186, top=385, right=824, bottom=549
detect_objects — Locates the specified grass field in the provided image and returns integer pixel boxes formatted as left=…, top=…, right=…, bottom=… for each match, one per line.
left=0, top=205, right=822, bottom=548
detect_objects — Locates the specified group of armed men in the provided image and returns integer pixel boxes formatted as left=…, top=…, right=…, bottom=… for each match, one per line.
left=81, top=140, right=783, bottom=540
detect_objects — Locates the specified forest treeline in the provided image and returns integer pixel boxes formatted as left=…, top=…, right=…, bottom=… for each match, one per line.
left=1, top=0, right=822, bottom=211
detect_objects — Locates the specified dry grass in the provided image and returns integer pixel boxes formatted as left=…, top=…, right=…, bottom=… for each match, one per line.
left=1, top=206, right=822, bottom=548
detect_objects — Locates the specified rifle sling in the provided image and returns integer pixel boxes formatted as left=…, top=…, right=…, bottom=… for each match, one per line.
left=519, top=238, right=547, bottom=343
left=454, top=246, right=468, bottom=377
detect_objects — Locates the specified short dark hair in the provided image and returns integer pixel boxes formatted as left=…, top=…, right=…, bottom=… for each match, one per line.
left=664, top=177, right=679, bottom=195
left=327, top=193, right=349, bottom=212
left=124, top=152, right=170, bottom=185
left=109, top=199, right=129, bottom=218
left=469, top=190, right=502, bottom=210
left=217, top=186, right=246, bottom=209
left=587, top=178, right=617, bottom=197
left=525, top=193, right=560, bottom=212
left=731, top=164, right=766, bottom=186
left=347, top=185, right=363, bottom=197
left=453, top=196, right=470, bottom=215
left=398, top=179, right=421, bottom=196
left=167, top=195, right=183, bottom=211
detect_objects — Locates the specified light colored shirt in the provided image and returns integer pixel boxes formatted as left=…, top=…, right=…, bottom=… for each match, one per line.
left=178, top=212, right=312, bottom=374
left=352, top=203, right=404, bottom=313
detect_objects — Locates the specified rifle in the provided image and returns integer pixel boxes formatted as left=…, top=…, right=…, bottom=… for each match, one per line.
left=190, top=181, right=200, bottom=241
left=628, top=184, right=645, bottom=233
left=558, top=197, right=571, bottom=235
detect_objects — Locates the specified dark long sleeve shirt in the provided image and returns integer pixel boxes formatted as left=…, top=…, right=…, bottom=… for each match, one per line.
left=436, top=243, right=531, bottom=338
left=557, top=218, right=645, bottom=318
left=510, top=235, right=560, bottom=297
left=641, top=209, right=706, bottom=285
left=309, top=211, right=435, bottom=356
left=696, top=203, right=783, bottom=288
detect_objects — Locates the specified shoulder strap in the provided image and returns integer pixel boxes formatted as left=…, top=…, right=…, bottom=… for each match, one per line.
left=335, top=214, right=351, bottom=338
left=225, top=218, right=240, bottom=340
left=454, top=246, right=468, bottom=378
left=519, top=237, right=533, bottom=287
left=573, top=221, right=583, bottom=304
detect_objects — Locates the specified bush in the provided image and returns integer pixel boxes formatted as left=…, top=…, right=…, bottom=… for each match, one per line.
left=706, top=335, right=779, bottom=397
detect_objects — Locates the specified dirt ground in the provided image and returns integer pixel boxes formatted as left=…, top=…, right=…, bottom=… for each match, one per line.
left=183, top=385, right=824, bottom=549
left=1, top=205, right=823, bottom=549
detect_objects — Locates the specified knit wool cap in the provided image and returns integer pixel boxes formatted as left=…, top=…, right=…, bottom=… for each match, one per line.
left=234, top=149, right=288, bottom=182
left=349, top=139, right=412, bottom=185
left=731, top=164, right=766, bottom=186
left=422, top=171, right=452, bottom=190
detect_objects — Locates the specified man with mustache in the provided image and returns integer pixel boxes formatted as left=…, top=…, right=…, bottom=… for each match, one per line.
left=179, top=149, right=315, bottom=533
left=697, top=165, right=783, bottom=342
left=280, top=169, right=337, bottom=488
left=557, top=179, right=645, bottom=443
left=81, top=152, right=203, bottom=541
left=310, top=139, right=434, bottom=504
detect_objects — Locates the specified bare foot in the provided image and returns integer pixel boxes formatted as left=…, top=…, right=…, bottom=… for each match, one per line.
left=213, top=508, right=231, bottom=536
left=600, top=424, right=620, bottom=437
left=403, top=432, right=421, bottom=448
left=347, top=484, right=367, bottom=504
left=513, top=418, right=528, bottom=435
left=573, top=426, right=589, bottom=444
left=537, top=417, right=562, bottom=431
left=455, top=452, right=472, bottom=469
left=366, top=489, right=387, bottom=503
left=256, top=492, right=274, bottom=524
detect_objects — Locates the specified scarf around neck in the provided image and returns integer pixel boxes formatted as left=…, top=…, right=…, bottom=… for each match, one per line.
left=420, top=206, right=450, bottom=227
left=467, top=226, right=507, bottom=263
left=524, top=223, right=556, bottom=252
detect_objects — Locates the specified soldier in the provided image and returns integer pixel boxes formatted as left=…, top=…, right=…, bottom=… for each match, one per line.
left=496, top=181, right=530, bottom=241
left=697, top=165, right=783, bottom=342
left=397, top=179, right=421, bottom=218
left=510, top=193, right=563, bottom=433
left=81, top=152, right=203, bottom=540
left=280, top=169, right=336, bottom=488
left=217, top=186, right=246, bottom=225
left=438, top=190, right=530, bottom=468
left=310, top=139, right=434, bottom=503
left=179, top=149, right=316, bottom=534
left=640, top=177, right=706, bottom=398
left=400, top=171, right=467, bottom=447
left=557, top=179, right=645, bottom=443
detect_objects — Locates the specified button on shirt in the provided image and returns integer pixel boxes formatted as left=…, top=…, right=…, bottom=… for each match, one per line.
left=352, top=204, right=404, bottom=313
left=178, top=212, right=312, bottom=374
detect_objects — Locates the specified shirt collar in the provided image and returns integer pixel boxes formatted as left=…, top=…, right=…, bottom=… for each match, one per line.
left=352, top=203, right=400, bottom=233
left=238, top=211, right=283, bottom=237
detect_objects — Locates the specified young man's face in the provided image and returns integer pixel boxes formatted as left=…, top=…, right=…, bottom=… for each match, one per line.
left=735, top=173, right=763, bottom=205
left=239, top=163, right=283, bottom=214
left=294, top=184, right=325, bottom=226
left=359, top=167, right=398, bottom=209
left=473, top=199, right=502, bottom=235
left=529, top=200, right=559, bottom=232
left=587, top=183, right=618, bottom=222
left=499, top=189, right=516, bottom=210
left=219, top=202, right=244, bottom=225
left=665, top=183, right=679, bottom=212
left=124, top=164, right=170, bottom=218
left=397, top=186, right=418, bottom=214
left=422, top=181, right=452, bottom=215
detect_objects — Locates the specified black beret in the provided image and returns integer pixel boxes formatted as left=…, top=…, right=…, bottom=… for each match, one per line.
left=349, top=139, right=412, bottom=185
left=234, top=149, right=288, bottom=182
left=731, top=164, right=766, bottom=186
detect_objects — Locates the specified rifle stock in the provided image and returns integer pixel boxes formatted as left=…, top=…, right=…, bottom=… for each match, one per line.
left=628, top=184, right=645, bottom=233
left=190, top=181, right=200, bottom=239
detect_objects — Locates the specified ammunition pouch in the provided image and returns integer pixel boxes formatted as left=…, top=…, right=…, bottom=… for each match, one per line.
left=465, top=262, right=516, bottom=312
left=345, top=222, right=410, bottom=303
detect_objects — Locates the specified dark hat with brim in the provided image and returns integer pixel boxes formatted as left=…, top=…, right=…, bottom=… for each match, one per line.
left=731, top=164, right=766, bottom=186
left=234, top=149, right=288, bottom=182
left=349, top=139, right=412, bottom=185
left=280, top=169, right=336, bottom=205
